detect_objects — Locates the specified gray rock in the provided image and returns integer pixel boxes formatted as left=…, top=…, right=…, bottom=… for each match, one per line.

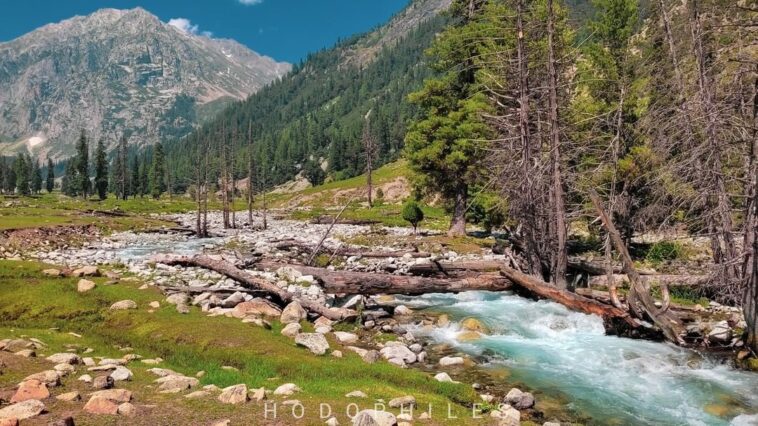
left=281, top=323, right=302, bottom=338
left=273, top=383, right=300, bottom=396
left=438, top=356, right=464, bottom=367
left=110, top=300, right=137, bottom=310
left=218, top=384, right=248, bottom=404
left=333, top=332, right=358, bottom=344
left=388, top=395, right=415, bottom=408
left=46, top=353, right=81, bottom=365
left=295, top=333, right=330, bottom=355
left=0, top=399, right=46, bottom=420
left=109, top=366, right=133, bottom=382
left=281, top=301, right=307, bottom=324
left=379, top=345, right=416, bottom=365
left=352, top=409, right=397, bottom=426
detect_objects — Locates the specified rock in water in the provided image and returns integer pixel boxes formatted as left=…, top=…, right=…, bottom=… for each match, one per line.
left=352, top=410, right=397, bottom=426
left=295, top=333, right=329, bottom=355
left=218, top=384, right=248, bottom=404
left=281, top=301, right=307, bottom=324
left=0, top=399, right=45, bottom=421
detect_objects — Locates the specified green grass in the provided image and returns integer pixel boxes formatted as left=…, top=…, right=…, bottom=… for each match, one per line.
left=0, top=259, right=484, bottom=424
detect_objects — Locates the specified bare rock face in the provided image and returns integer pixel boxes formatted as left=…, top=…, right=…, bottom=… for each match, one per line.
left=0, top=7, right=291, bottom=160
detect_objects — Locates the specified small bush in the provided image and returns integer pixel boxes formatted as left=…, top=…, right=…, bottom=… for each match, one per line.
left=402, top=200, right=424, bottom=234
left=645, top=241, right=683, bottom=264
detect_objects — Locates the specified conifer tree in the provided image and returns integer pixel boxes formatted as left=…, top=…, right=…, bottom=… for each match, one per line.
left=46, top=158, right=55, bottom=193
left=130, top=155, right=140, bottom=199
left=14, top=153, right=30, bottom=195
left=32, top=160, right=42, bottom=194
left=94, top=138, right=109, bottom=200
left=150, top=143, right=166, bottom=199
left=75, top=130, right=90, bottom=198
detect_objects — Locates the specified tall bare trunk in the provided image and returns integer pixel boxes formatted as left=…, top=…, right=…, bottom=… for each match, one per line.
left=363, top=111, right=374, bottom=208
left=743, top=67, right=758, bottom=353
left=448, top=182, right=467, bottom=237
left=221, top=124, right=230, bottom=229
left=547, top=0, right=568, bottom=288
left=247, top=120, right=254, bottom=225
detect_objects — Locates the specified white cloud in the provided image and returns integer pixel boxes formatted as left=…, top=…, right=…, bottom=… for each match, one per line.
left=168, top=18, right=213, bottom=38
left=238, top=0, right=263, bottom=5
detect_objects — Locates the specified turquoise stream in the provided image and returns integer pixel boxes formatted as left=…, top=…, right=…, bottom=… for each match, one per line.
left=400, top=291, right=758, bottom=426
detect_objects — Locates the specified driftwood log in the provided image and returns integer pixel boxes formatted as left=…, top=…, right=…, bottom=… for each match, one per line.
left=588, top=274, right=710, bottom=288
left=275, top=239, right=430, bottom=259
left=151, top=254, right=357, bottom=321
left=309, top=216, right=381, bottom=226
left=254, top=261, right=512, bottom=295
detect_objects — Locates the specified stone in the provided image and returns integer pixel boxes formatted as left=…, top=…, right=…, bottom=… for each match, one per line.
left=460, top=317, right=488, bottom=333
left=14, top=349, right=35, bottom=358
left=149, top=301, right=160, bottom=309
left=0, top=419, right=18, bottom=426
left=352, top=409, right=397, bottom=426
left=332, top=350, right=343, bottom=358
left=10, top=380, right=48, bottom=403
left=23, top=370, right=60, bottom=387
left=91, top=389, right=132, bottom=403
left=326, top=417, right=340, bottom=426
left=221, top=292, right=246, bottom=308
left=439, top=356, right=464, bottom=367
left=46, top=353, right=81, bottom=365
left=315, top=316, right=334, bottom=327
left=273, top=383, right=300, bottom=396
left=232, top=298, right=282, bottom=318
left=72, top=266, right=100, bottom=277
left=394, top=305, right=413, bottom=316
left=315, top=326, right=332, bottom=334
left=295, top=333, right=330, bottom=355
left=53, top=363, right=75, bottom=377
left=117, top=402, right=136, bottom=417
left=78, top=374, right=92, bottom=383
left=388, top=395, right=415, bottom=408
left=333, top=332, right=358, bottom=344
left=166, top=293, right=189, bottom=305
left=83, top=396, right=119, bottom=415
left=437, top=314, right=450, bottom=327
left=110, top=300, right=137, bottom=310
left=409, top=343, right=423, bottom=353
left=362, top=350, right=380, bottom=364
left=433, top=372, right=456, bottom=383
left=218, top=384, right=248, bottom=404
left=109, top=366, right=133, bottom=382
left=281, top=323, right=302, bottom=338
left=156, top=375, right=199, bottom=392
left=92, top=375, right=114, bottom=390
left=497, top=406, right=521, bottom=426
left=176, top=303, right=190, bottom=314
left=56, top=391, right=81, bottom=402
left=281, top=301, right=307, bottom=324
left=185, top=391, right=209, bottom=399
left=147, top=368, right=179, bottom=377
left=42, top=268, right=62, bottom=277
left=250, top=387, right=266, bottom=402
left=345, top=391, right=367, bottom=398
left=0, top=399, right=45, bottom=421
left=505, top=388, right=535, bottom=409
left=456, top=331, right=482, bottom=342
left=380, top=345, right=416, bottom=364
left=708, top=321, right=733, bottom=344
left=77, top=279, right=96, bottom=292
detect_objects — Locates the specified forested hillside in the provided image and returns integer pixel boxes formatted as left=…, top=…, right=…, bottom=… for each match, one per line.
left=165, top=0, right=451, bottom=189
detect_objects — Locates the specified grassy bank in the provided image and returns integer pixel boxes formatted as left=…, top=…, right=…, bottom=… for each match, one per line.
left=0, top=260, right=486, bottom=425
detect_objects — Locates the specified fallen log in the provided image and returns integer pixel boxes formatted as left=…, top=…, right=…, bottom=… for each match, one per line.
left=255, top=261, right=512, bottom=295
left=588, top=274, right=710, bottom=288
left=499, top=266, right=638, bottom=327
left=275, top=240, right=430, bottom=259
left=407, top=260, right=504, bottom=276
left=151, top=254, right=357, bottom=321
left=309, top=216, right=381, bottom=226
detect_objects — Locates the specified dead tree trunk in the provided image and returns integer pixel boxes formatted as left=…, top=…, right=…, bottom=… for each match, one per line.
left=546, top=0, right=568, bottom=289
left=742, top=65, right=758, bottom=354
left=590, top=189, right=685, bottom=345
left=247, top=120, right=254, bottom=225
left=448, top=182, right=468, bottom=237
left=152, top=254, right=357, bottom=321
left=363, top=110, right=375, bottom=208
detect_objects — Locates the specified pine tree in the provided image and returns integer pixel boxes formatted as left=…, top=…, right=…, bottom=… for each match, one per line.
left=130, top=155, right=140, bottom=199
left=14, top=153, right=30, bottom=195
left=94, top=138, right=109, bottom=200
left=4, top=158, right=16, bottom=194
left=46, top=158, right=55, bottom=193
left=139, top=152, right=149, bottom=197
left=32, top=160, right=42, bottom=194
left=150, top=143, right=166, bottom=199
left=75, top=130, right=90, bottom=198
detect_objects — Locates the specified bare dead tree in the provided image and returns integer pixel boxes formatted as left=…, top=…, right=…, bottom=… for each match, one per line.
left=247, top=120, right=254, bottom=225
left=362, top=109, right=376, bottom=208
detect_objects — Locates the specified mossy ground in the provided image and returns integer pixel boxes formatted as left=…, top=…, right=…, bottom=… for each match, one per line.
left=0, top=260, right=488, bottom=425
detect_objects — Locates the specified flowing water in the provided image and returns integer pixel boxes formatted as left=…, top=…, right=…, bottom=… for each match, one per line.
left=400, top=292, right=758, bottom=426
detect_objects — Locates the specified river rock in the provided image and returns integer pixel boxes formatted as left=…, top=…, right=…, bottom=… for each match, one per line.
left=218, top=384, right=248, bottom=404
left=439, top=356, right=464, bottom=367
left=56, top=391, right=81, bottom=402
left=118, top=402, right=137, bottom=417
left=42, top=268, right=62, bottom=277
left=362, top=350, right=380, bottom=364
left=83, top=396, right=119, bottom=415
left=273, top=383, right=300, bottom=396
left=92, top=375, right=114, bottom=390
left=433, top=372, right=456, bottom=383
left=505, top=388, right=535, bottom=409
left=24, top=370, right=60, bottom=387
left=281, top=301, right=307, bottom=324
left=460, top=317, right=488, bottom=333
left=708, top=321, right=732, bottom=344
left=91, top=389, right=132, bottom=403
left=456, top=331, right=482, bottom=342
left=352, top=409, right=397, bottom=426
left=295, top=333, right=329, bottom=355
left=232, top=298, right=282, bottom=318
left=496, top=406, right=521, bottom=426
left=346, top=391, right=367, bottom=398
left=110, top=300, right=137, bottom=310
left=333, top=332, right=358, bottom=344
left=46, top=353, right=81, bottom=365
left=77, top=279, right=96, bottom=292
left=281, top=323, right=302, bottom=337
left=388, top=395, right=415, bottom=408
left=0, top=399, right=45, bottom=420
left=72, top=266, right=100, bottom=277
left=10, top=380, right=48, bottom=403
left=221, top=292, right=246, bottom=308
left=379, top=344, right=416, bottom=365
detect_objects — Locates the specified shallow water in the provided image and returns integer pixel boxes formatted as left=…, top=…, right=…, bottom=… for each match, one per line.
left=400, top=291, right=758, bottom=426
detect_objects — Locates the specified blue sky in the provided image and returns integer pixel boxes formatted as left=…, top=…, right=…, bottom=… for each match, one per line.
left=0, top=0, right=412, bottom=63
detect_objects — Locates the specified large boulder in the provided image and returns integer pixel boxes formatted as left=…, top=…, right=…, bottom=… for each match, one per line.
left=218, top=384, right=248, bottom=404
left=110, top=300, right=137, bottom=310
left=460, top=317, right=488, bottom=333
left=83, top=396, right=119, bottom=415
left=0, top=399, right=45, bottom=421
left=352, top=410, right=397, bottom=426
left=232, top=298, right=282, bottom=318
left=77, top=279, right=96, bottom=293
left=295, top=333, right=329, bottom=355
left=280, top=301, right=307, bottom=324
left=10, top=380, right=48, bottom=403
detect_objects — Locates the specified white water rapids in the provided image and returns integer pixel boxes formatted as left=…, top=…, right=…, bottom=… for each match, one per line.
left=400, top=292, right=758, bottom=426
